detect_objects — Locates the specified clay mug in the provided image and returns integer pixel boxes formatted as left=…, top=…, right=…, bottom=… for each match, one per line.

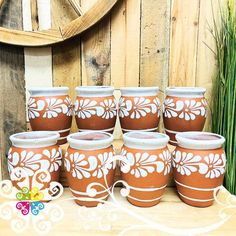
left=64, top=131, right=116, bottom=207
left=7, top=131, right=62, bottom=200
left=120, top=131, right=171, bottom=207
left=74, top=86, right=117, bottom=133
left=163, top=87, right=208, bottom=145
left=118, top=87, right=160, bottom=133
left=28, top=87, right=73, bottom=145
left=173, top=132, right=226, bottom=207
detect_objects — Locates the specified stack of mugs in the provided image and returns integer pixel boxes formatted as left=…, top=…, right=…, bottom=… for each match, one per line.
left=7, top=86, right=226, bottom=208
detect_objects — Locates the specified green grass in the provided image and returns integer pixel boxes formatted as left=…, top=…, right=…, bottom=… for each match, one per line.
left=211, top=0, right=236, bottom=194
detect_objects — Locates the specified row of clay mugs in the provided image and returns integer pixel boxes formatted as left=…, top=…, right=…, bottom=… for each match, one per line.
left=8, top=130, right=225, bottom=208
left=28, top=86, right=208, bottom=145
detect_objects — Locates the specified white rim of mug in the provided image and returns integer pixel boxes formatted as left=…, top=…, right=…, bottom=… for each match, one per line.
left=123, top=131, right=169, bottom=150
left=10, top=131, right=60, bottom=148
left=28, top=87, right=69, bottom=96
left=75, top=86, right=114, bottom=97
left=67, top=131, right=114, bottom=150
left=120, top=87, right=159, bottom=96
left=176, top=132, right=225, bottom=150
left=166, top=87, right=206, bottom=97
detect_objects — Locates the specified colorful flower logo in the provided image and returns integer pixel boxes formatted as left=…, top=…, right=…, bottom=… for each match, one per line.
left=15, top=187, right=45, bottom=216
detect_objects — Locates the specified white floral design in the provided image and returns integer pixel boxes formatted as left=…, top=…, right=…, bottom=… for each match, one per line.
left=43, top=98, right=68, bottom=119
left=201, top=99, right=208, bottom=117
left=173, top=151, right=204, bottom=176
left=8, top=150, right=46, bottom=176
left=64, top=152, right=97, bottom=179
left=179, top=100, right=206, bottom=121
left=153, top=97, right=161, bottom=117
left=157, top=150, right=172, bottom=175
left=92, top=152, right=116, bottom=178
left=74, top=99, right=97, bottom=119
left=43, top=148, right=62, bottom=172
left=63, top=97, right=73, bottom=116
left=97, top=99, right=117, bottom=119
left=199, top=153, right=226, bottom=179
left=28, top=98, right=45, bottom=119
left=118, top=98, right=132, bottom=118
left=163, top=98, right=184, bottom=118
left=120, top=152, right=158, bottom=178
left=130, top=97, right=157, bottom=119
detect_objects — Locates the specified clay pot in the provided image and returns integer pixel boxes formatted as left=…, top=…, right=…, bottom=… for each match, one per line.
left=173, top=132, right=226, bottom=207
left=163, top=87, right=208, bottom=145
left=118, top=87, right=160, bottom=133
left=28, top=87, right=73, bottom=145
left=120, top=131, right=171, bottom=207
left=65, top=131, right=116, bottom=207
left=74, top=86, right=117, bottom=133
left=7, top=131, right=61, bottom=200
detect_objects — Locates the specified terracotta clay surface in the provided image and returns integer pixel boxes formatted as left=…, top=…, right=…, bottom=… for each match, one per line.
left=120, top=132, right=171, bottom=207
left=163, top=88, right=208, bottom=145
left=28, top=94, right=73, bottom=145
left=119, top=88, right=160, bottom=133
left=74, top=87, right=117, bottom=133
left=65, top=132, right=116, bottom=207
left=173, top=133, right=226, bottom=207
left=7, top=132, right=61, bottom=199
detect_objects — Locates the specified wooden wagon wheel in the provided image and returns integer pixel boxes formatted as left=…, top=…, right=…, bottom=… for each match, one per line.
left=0, top=0, right=118, bottom=47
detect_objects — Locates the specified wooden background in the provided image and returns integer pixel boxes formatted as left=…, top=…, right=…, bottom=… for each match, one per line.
left=0, top=0, right=226, bottom=181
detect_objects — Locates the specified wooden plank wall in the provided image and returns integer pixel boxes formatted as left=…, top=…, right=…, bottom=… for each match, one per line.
left=0, top=0, right=225, bottom=180
left=0, top=0, right=26, bottom=180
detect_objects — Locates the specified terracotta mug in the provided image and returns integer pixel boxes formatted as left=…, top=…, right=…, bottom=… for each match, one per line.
left=173, top=132, right=226, bottom=207
left=74, top=86, right=117, bottom=133
left=163, top=87, right=208, bottom=145
left=118, top=87, right=160, bottom=133
left=28, top=87, right=73, bottom=145
left=64, top=131, right=116, bottom=207
left=120, top=131, right=171, bottom=207
left=7, top=131, right=61, bottom=200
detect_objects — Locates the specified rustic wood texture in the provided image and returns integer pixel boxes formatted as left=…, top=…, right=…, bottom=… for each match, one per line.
left=80, top=0, right=111, bottom=86
left=1, top=187, right=235, bottom=235
left=0, top=0, right=26, bottom=180
left=52, top=0, right=81, bottom=133
left=68, top=0, right=83, bottom=16
left=169, top=0, right=201, bottom=86
left=30, top=0, right=38, bottom=31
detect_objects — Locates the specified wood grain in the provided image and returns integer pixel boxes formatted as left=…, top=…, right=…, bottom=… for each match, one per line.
left=125, top=0, right=140, bottom=86
left=81, top=0, right=111, bottom=86
left=30, top=0, right=38, bottom=31
left=0, top=0, right=26, bottom=180
left=52, top=0, right=81, bottom=133
left=169, top=0, right=201, bottom=86
left=140, top=0, right=171, bottom=94
left=196, top=0, right=227, bottom=131
left=68, top=0, right=83, bottom=16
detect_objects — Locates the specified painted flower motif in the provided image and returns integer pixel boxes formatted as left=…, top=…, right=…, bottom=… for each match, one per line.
left=63, top=97, right=73, bottom=116
left=130, top=97, right=157, bottom=119
left=97, top=99, right=117, bottom=119
left=179, top=100, right=206, bottom=121
left=42, top=148, right=62, bottom=172
left=120, top=152, right=158, bottom=178
left=118, top=98, right=132, bottom=118
left=92, top=152, right=115, bottom=178
left=8, top=150, right=46, bottom=176
left=173, top=151, right=204, bottom=176
left=28, top=98, right=45, bottom=119
left=43, top=98, right=67, bottom=119
left=153, top=97, right=161, bottom=117
left=201, top=99, right=208, bottom=117
left=199, top=153, right=226, bottom=179
left=64, top=152, right=97, bottom=179
left=163, top=98, right=184, bottom=118
left=74, top=99, right=97, bottom=119
left=157, top=150, right=172, bottom=175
